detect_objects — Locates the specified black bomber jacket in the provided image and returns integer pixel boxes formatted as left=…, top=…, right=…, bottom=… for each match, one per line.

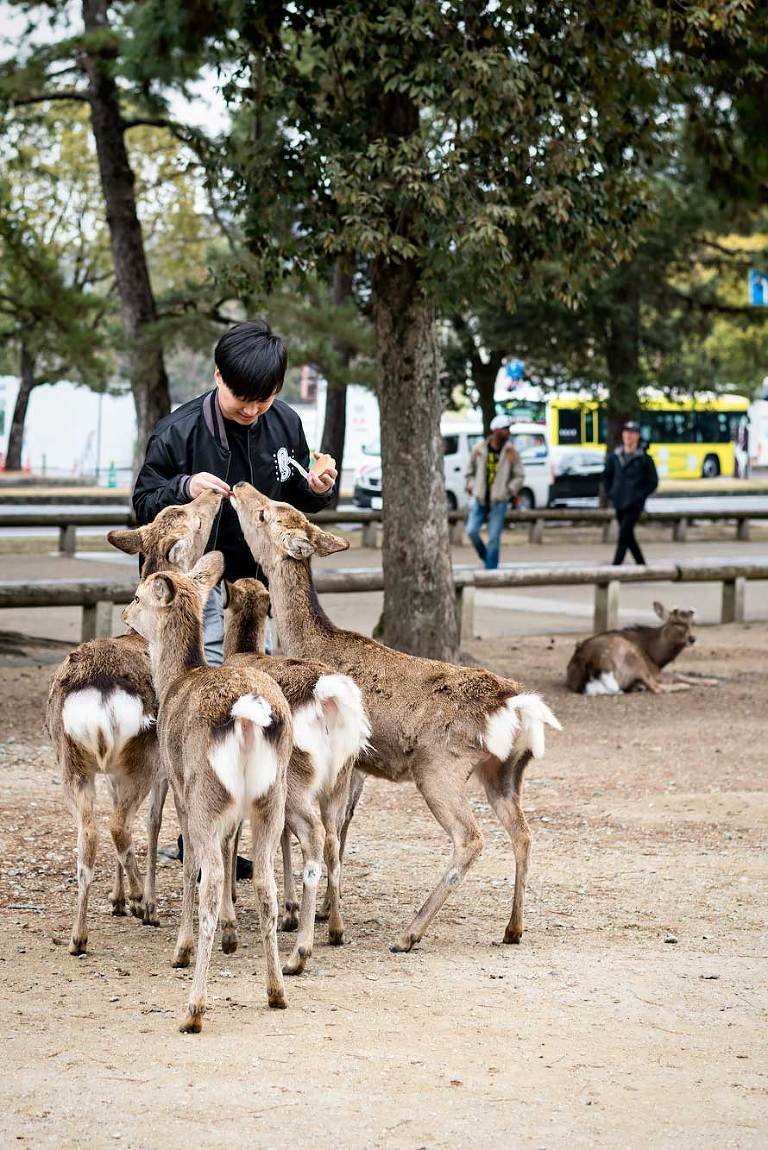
left=132, top=390, right=335, bottom=579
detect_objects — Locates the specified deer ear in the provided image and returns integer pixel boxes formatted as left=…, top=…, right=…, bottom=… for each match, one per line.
left=108, top=527, right=144, bottom=555
left=152, top=575, right=175, bottom=605
left=653, top=601, right=668, bottom=620
left=166, top=537, right=190, bottom=567
left=312, top=528, right=349, bottom=557
left=191, top=551, right=225, bottom=592
left=284, top=532, right=315, bottom=560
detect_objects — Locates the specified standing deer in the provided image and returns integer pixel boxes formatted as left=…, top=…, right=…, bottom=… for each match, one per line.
left=222, top=577, right=370, bottom=973
left=46, top=491, right=222, bottom=956
left=230, top=483, right=562, bottom=952
left=123, top=553, right=293, bottom=1033
left=566, top=602, right=700, bottom=695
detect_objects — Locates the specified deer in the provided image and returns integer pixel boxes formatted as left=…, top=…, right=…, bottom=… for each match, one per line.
left=122, top=552, right=293, bottom=1033
left=46, top=490, right=222, bottom=957
left=565, top=601, right=707, bottom=695
left=229, top=483, right=562, bottom=953
left=222, top=577, right=370, bottom=974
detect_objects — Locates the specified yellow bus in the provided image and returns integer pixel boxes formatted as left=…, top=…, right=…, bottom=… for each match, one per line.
left=548, top=391, right=751, bottom=480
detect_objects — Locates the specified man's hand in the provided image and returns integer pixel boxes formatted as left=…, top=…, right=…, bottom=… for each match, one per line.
left=189, top=472, right=231, bottom=498
left=307, top=452, right=337, bottom=495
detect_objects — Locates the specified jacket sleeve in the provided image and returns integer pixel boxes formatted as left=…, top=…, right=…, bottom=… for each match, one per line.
left=643, top=453, right=659, bottom=499
left=465, top=444, right=478, bottom=491
left=507, top=446, right=525, bottom=497
left=132, top=432, right=192, bottom=526
left=287, top=422, right=337, bottom=514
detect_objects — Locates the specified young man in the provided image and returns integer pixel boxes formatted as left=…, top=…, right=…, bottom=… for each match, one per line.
left=133, top=321, right=337, bottom=661
left=464, top=414, right=525, bottom=570
left=602, top=420, right=658, bottom=565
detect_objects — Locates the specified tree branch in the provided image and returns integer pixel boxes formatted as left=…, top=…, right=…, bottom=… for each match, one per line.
left=10, top=90, right=90, bottom=107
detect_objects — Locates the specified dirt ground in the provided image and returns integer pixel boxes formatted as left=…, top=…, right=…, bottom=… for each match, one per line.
left=0, top=622, right=766, bottom=1149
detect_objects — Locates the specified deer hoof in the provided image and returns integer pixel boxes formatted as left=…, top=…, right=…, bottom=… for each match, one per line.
left=389, top=934, right=415, bottom=954
left=328, top=928, right=344, bottom=947
left=503, top=928, right=523, bottom=944
left=179, top=1008, right=203, bottom=1034
left=129, top=897, right=146, bottom=920
left=315, top=905, right=331, bottom=923
left=268, top=991, right=287, bottom=1009
left=142, top=904, right=160, bottom=927
left=221, top=926, right=238, bottom=955
left=279, top=912, right=299, bottom=932
left=109, top=898, right=127, bottom=917
left=68, top=936, right=87, bottom=956
left=171, top=946, right=192, bottom=969
left=282, top=946, right=309, bottom=976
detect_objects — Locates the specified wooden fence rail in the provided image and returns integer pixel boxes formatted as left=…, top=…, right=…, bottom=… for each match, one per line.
left=2, top=560, right=766, bottom=644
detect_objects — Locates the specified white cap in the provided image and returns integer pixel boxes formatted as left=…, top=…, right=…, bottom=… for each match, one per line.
left=490, top=414, right=512, bottom=431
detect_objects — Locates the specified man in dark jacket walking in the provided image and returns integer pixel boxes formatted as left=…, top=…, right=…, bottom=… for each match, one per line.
left=603, top=420, right=658, bottom=565
left=133, top=321, right=337, bottom=660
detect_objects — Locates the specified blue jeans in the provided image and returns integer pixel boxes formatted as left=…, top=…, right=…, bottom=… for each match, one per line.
left=465, top=499, right=508, bottom=570
left=202, top=580, right=273, bottom=665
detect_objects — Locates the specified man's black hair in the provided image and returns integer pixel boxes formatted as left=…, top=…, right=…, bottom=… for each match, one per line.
left=214, top=321, right=287, bottom=402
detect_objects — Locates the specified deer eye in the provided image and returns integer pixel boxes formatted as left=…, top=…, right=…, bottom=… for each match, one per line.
left=259, top=510, right=266, bottom=522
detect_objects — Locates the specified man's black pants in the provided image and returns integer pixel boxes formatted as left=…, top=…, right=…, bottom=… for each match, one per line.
left=613, top=503, right=646, bottom=565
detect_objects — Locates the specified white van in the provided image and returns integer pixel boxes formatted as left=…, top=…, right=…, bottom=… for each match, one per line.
left=352, top=419, right=552, bottom=511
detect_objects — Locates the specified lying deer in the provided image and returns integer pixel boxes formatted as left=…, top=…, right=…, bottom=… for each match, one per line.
left=223, top=577, right=370, bottom=973
left=46, top=491, right=222, bottom=956
left=123, top=553, right=293, bottom=1033
left=566, top=601, right=702, bottom=695
left=230, top=483, right=561, bottom=952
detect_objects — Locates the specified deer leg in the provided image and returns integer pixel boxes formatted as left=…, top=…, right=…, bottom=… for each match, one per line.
left=179, top=825, right=224, bottom=1035
left=230, top=820, right=242, bottom=906
left=279, top=826, right=299, bottom=931
left=109, top=859, right=127, bottom=916
left=109, top=780, right=147, bottom=920
left=220, top=820, right=239, bottom=956
left=282, top=803, right=325, bottom=976
left=142, top=774, right=167, bottom=926
left=390, top=767, right=484, bottom=954
left=478, top=757, right=532, bottom=944
left=320, top=770, right=352, bottom=945
left=68, top=775, right=98, bottom=956
left=250, top=800, right=287, bottom=1010
left=172, top=798, right=196, bottom=969
left=319, top=767, right=364, bottom=921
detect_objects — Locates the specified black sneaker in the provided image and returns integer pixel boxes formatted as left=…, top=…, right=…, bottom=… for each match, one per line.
left=175, top=834, right=253, bottom=881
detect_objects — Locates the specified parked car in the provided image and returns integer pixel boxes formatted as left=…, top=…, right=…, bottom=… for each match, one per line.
left=352, top=419, right=557, bottom=511
left=548, top=449, right=606, bottom=506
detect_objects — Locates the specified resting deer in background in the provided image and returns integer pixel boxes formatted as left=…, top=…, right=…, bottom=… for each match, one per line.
left=123, top=553, right=293, bottom=1033
left=230, top=483, right=562, bottom=953
left=566, top=601, right=704, bottom=695
left=222, top=578, right=370, bottom=973
left=46, top=491, right=222, bottom=956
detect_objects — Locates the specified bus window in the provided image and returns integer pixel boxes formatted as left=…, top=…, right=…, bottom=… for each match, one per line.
left=597, top=411, right=607, bottom=444
left=557, top=408, right=582, bottom=445
left=584, top=409, right=597, bottom=445
left=693, top=411, right=730, bottom=443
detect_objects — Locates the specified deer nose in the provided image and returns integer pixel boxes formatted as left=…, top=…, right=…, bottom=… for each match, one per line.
left=687, top=636, right=695, bottom=645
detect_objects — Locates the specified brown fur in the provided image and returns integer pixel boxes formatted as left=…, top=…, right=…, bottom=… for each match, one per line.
left=46, top=491, right=223, bottom=956
left=123, top=554, right=292, bottom=1032
left=566, top=602, right=697, bottom=695
left=223, top=577, right=370, bottom=968
left=230, top=484, right=561, bottom=952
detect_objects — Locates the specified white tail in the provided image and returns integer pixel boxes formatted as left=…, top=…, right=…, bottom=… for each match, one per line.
left=62, top=687, right=155, bottom=767
left=483, top=693, right=562, bottom=762
left=209, top=694, right=282, bottom=811
left=292, top=673, right=371, bottom=794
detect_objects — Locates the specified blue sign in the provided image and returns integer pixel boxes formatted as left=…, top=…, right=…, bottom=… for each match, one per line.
left=748, top=270, right=768, bottom=306
left=505, top=358, right=525, bottom=381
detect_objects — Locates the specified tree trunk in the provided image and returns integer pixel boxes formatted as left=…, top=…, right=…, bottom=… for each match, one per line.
left=605, top=265, right=642, bottom=450
left=5, top=344, right=36, bottom=472
left=320, top=261, right=353, bottom=508
left=372, top=257, right=458, bottom=661
left=81, top=0, right=170, bottom=462
left=475, top=353, right=502, bottom=436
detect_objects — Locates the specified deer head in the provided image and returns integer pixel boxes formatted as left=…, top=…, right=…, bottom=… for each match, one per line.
left=222, top=577, right=271, bottom=658
left=108, top=490, right=223, bottom=576
left=229, top=483, right=348, bottom=573
left=122, top=552, right=225, bottom=644
left=653, top=602, right=696, bottom=648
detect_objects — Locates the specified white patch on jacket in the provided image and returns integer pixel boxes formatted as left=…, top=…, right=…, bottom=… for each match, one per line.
left=482, top=693, right=562, bottom=761
left=209, top=694, right=281, bottom=813
left=62, top=688, right=154, bottom=768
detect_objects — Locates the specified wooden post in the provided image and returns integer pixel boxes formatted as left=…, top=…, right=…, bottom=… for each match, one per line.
left=602, top=518, right=618, bottom=544
left=455, top=583, right=476, bottom=643
left=449, top=518, right=465, bottom=546
left=721, top=577, right=746, bottom=624
left=81, top=601, right=114, bottom=642
left=528, top=518, right=544, bottom=545
left=736, top=518, right=750, bottom=542
left=673, top=517, right=688, bottom=543
left=59, top=524, right=77, bottom=556
left=594, top=580, right=620, bottom=632
left=361, top=521, right=379, bottom=548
